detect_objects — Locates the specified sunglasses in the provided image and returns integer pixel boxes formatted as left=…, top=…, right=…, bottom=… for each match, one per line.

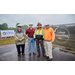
left=45, top=25, right=49, bottom=26
left=37, top=24, right=41, bottom=26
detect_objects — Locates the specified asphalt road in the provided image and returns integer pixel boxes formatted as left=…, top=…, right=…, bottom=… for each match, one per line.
left=0, top=43, right=75, bottom=61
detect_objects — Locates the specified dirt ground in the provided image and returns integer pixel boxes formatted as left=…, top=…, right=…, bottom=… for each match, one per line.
left=0, top=37, right=14, bottom=40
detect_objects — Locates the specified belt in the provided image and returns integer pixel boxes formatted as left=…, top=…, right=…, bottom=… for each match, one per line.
left=45, top=40, right=51, bottom=42
left=29, top=37, right=33, bottom=38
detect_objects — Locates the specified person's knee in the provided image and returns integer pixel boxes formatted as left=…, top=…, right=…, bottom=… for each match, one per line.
left=28, top=42, right=31, bottom=45
left=41, top=45, right=44, bottom=49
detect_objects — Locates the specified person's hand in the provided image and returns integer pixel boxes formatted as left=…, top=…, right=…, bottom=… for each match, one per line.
left=42, top=38, right=44, bottom=40
left=35, top=39, right=37, bottom=40
left=19, top=39, right=22, bottom=41
left=34, top=38, right=37, bottom=40
left=51, top=41, right=53, bottom=43
left=28, top=37, right=30, bottom=39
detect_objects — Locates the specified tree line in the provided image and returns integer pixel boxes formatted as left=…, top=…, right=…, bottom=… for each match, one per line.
left=0, top=23, right=29, bottom=32
left=0, top=23, right=75, bottom=34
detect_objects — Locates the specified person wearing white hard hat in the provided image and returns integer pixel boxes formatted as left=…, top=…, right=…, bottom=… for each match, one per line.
left=44, top=23, right=55, bottom=61
left=15, top=24, right=26, bottom=56
left=26, top=22, right=36, bottom=56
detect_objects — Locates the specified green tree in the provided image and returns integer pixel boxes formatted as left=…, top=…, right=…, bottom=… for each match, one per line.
left=34, top=26, right=37, bottom=29
left=0, top=23, right=8, bottom=30
left=8, top=27, right=17, bottom=31
left=0, top=24, right=2, bottom=30
left=16, top=23, right=20, bottom=28
left=22, top=25, right=28, bottom=32
left=3, top=23, right=8, bottom=28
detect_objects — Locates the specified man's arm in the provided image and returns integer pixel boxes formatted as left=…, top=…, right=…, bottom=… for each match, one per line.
left=25, top=29, right=30, bottom=39
left=34, top=30, right=37, bottom=40
left=34, top=30, right=36, bottom=38
left=51, top=28, right=55, bottom=43
left=25, top=33, right=30, bottom=39
left=15, top=32, right=19, bottom=41
left=43, top=30, right=44, bottom=38
left=21, top=32, right=25, bottom=40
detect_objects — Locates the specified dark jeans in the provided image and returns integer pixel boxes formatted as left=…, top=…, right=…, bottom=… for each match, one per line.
left=16, top=44, right=25, bottom=54
left=36, top=40, right=45, bottom=55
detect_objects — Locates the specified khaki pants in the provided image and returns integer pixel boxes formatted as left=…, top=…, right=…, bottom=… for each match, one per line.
left=45, top=41, right=53, bottom=59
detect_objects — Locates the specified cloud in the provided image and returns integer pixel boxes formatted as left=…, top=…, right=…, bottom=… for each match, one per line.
left=0, top=14, right=75, bottom=27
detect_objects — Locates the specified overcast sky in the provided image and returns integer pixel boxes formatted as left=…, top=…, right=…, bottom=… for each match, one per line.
left=0, top=14, right=75, bottom=27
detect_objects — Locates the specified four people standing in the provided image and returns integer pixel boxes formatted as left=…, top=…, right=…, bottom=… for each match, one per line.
left=15, top=22, right=55, bottom=61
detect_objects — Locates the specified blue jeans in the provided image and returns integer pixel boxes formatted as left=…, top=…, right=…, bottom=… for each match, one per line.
left=28, top=38, right=35, bottom=53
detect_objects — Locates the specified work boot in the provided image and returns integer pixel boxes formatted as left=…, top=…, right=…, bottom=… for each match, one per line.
left=22, top=53, right=25, bottom=55
left=33, top=52, right=36, bottom=55
left=29, top=53, right=31, bottom=56
left=46, top=56, right=49, bottom=59
left=37, top=54, right=40, bottom=57
left=18, top=54, right=20, bottom=56
left=48, top=58, right=53, bottom=61
left=43, top=54, right=46, bottom=57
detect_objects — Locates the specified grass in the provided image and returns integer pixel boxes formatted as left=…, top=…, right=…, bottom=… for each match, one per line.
left=53, top=39, right=75, bottom=51
left=53, top=44, right=75, bottom=51
left=0, top=39, right=15, bottom=45
left=0, top=39, right=28, bottom=45
left=53, top=44, right=65, bottom=49
left=65, top=47, right=75, bottom=51
left=53, top=40, right=75, bottom=48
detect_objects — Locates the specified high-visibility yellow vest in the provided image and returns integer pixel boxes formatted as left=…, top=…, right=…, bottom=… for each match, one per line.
left=34, top=28, right=44, bottom=38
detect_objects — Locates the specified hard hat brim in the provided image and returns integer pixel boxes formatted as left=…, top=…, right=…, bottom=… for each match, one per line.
left=29, top=24, right=33, bottom=26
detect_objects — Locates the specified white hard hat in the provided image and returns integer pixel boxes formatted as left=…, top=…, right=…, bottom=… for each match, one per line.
left=17, top=24, right=22, bottom=27
left=29, top=22, right=33, bottom=25
left=45, top=22, right=49, bottom=26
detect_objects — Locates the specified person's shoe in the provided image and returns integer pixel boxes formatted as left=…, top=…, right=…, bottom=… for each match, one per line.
left=33, top=52, right=36, bottom=55
left=37, top=54, right=40, bottom=57
left=29, top=53, right=31, bottom=56
left=43, top=54, right=46, bottom=57
left=22, top=53, right=25, bottom=55
left=48, top=58, right=53, bottom=61
left=18, top=54, right=20, bottom=56
left=46, top=56, right=49, bottom=59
